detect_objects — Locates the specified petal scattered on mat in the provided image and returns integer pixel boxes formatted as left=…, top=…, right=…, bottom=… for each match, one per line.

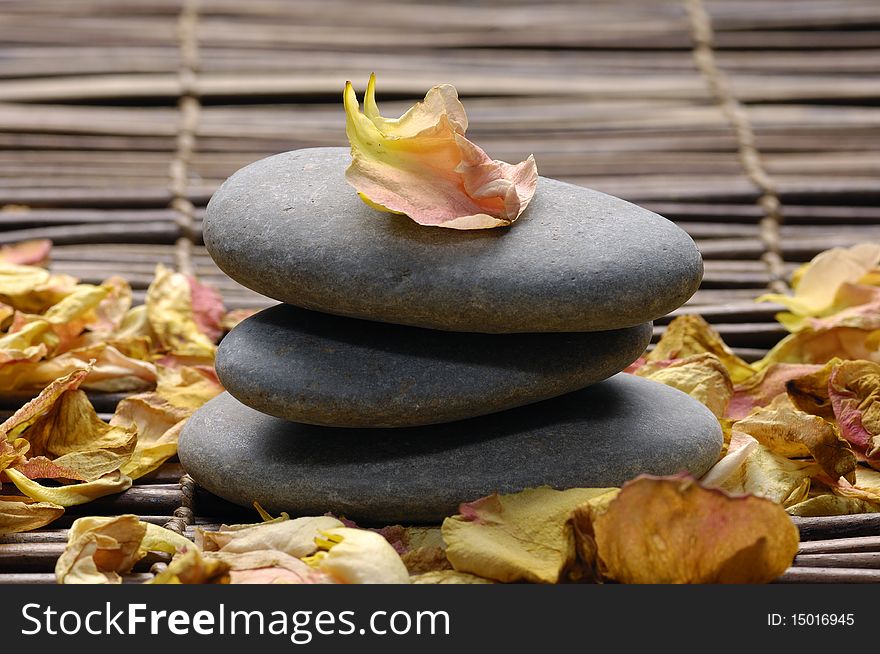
left=828, top=360, right=880, bottom=462
left=56, top=515, right=147, bottom=584
left=0, top=239, right=52, bottom=267
left=146, top=264, right=217, bottom=359
left=634, top=353, right=733, bottom=417
left=6, top=469, right=132, bottom=507
left=305, top=527, right=410, bottom=584
left=198, top=515, right=344, bottom=558
left=734, top=394, right=856, bottom=482
left=648, top=315, right=756, bottom=383
left=701, top=432, right=819, bottom=507
left=0, top=496, right=64, bottom=534
left=760, top=243, right=880, bottom=321
left=728, top=363, right=823, bottom=420
left=411, top=570, right=494, bottom=584
left=442, top=486, right=616, bottom=584
left=572, top=475, right=799, bottom=584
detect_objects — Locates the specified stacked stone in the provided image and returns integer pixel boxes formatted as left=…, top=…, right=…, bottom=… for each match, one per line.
left=179, top=148, right=722, bottom=523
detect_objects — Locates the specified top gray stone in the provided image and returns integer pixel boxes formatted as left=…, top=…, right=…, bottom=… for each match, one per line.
left=205, top=147, right=703, bottom=333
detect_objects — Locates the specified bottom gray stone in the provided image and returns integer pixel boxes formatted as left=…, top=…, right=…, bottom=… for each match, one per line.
left=179, top=374, right=723, bottom=523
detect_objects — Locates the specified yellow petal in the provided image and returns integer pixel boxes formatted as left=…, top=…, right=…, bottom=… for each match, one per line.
left=648, top=315, right=756, bottom=383
left=56, top=515, right=147, bottom=584
left=6, top=469, right=132, bottom=507
left=198, top=515, right=343, bottom=557
left=734, top=394, right=856, bottom=482
left=0, top=366, right=89, bottom=439
left=754, top=326, right=880, bottom=371
left=149, top=548, right=230, bottom=585
left=0, top=496, right=64, bottom=534
left=141, top=522, right=197, bottom=555
left=786, top=494, right=880, bottom=517
left=575, top=475, right=799, bottom=584
left=0, top=262, right=77, bottom=313
left=7, top=381, right=137, bottom=481
left=831, top=466, right=880, bottom=504
left=112, top=392, right=191, bottom=480
left=309, top=527, right=410, bottom=584
left=87, top=276, right=133, bottom=334
left=411, top=570, right=493, bottom=584
left=634, top=353, right=733, bottom=418
left=759, top=243, right=880, bottom=318
left=155, top=364, right=224, bottom=410
left=441, top=486, right=616, bottom=584
left=0, top=437, right=28, bottom=474
left=700, top=433, right=819, bottom=507
left=145, top=264, right=217, bottom=359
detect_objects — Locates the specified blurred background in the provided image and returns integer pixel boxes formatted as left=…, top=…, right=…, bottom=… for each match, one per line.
left=0, top=0, right=878, bottom=359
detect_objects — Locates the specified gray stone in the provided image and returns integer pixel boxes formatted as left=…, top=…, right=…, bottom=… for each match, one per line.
left=179, top=374, right=723, bottom=523
left=217, top=304, right=651, bottom=428
left=204, top=148, right=703, bottom=334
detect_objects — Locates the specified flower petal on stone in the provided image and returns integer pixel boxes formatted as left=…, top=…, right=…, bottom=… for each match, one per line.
left=734, top=394, right=856, bottom=482
left=648, top=315, right=756, bottom=383
left=441, top=486, right=617, bottom=584
left=344, top=75, right=537, bottom=229
left=0, top=239, right=52, bottom=267
left=634, top=353, right=733, bottom=418
left=573, top=475, right=799, bottom=584
left=198, top=515, right=344, bottom=558
left=0, top=496, right=64, bottom=534
left=700, top=432, right=819, bottom=507
left=305, top=527, right=410, bottom=584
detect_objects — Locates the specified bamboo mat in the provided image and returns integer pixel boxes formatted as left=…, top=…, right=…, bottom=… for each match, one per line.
left=1, top=0, right=879, bottom=583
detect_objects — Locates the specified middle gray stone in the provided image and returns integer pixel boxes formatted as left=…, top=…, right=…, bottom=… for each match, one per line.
left=217, top=304, right=652, bottom=428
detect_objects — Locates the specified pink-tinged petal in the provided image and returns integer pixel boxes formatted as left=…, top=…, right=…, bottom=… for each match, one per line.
left=186, top=275, right=225, bottom=342
left=828, top=361, right=880, bottom=463
left=343, top=75, right=537, bottom=230
left=726, top=363, right=823, bottom=420
left=0, top=240, right=52, bottom=267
